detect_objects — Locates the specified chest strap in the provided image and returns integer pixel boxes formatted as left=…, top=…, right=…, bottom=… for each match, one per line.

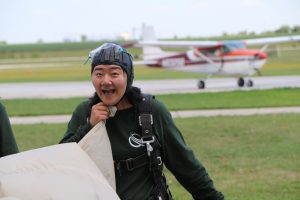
left=114, top=153, right=148, bottom=175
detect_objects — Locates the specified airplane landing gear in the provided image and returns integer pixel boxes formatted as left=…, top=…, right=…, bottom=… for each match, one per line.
left=197, top=80, right=205, bottom=89
left=237, top=77, right=245, bottom=87
left=246, top=80, right=253, bottom=87
left=237, top=77, right=254, bottom=87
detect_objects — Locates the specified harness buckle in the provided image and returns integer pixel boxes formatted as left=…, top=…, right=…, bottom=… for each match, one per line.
left=139, top=114, right=153, bottom=126
left=141, top=136, right=155, bottom=156
left=157, top=156, right=162, bottom=166
left=141, top=135, right=155, bottom=144
left=125, top=158, right=134, bottom=171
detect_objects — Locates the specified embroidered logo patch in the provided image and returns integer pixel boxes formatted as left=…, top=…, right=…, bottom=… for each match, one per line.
left=128, top=133, right=145, bottom=148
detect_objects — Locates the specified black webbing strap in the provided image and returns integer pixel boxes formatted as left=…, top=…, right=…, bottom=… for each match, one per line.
left=114, top=94, right=157, bottom=176
left=114, top=153, right=149, bottom=176
left=138, top=95, right=157, bottom=157
left=138, top=95, right=172, bottom=200
left=138, top=95, right=153, bottom=136
left=115, top=94, right=172, bottom=199
left=137, top=94, right=161, bottom=165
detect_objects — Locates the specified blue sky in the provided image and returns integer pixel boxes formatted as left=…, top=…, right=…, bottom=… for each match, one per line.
left=0, top=0, right=299, bottom=44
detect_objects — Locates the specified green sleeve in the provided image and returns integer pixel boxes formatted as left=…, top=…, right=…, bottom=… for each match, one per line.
left=152, top=100, right=224, bottom=199
left=0, top=103, right=19, bottom=157
left=59, top=101, right=92, bottom=143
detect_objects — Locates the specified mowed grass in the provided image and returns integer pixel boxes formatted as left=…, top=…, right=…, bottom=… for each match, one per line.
left=262, top=49, right=300, bottom=76
left=2, top=88, right=300, bottom=116
left=12, top=114, right=300, bottom=200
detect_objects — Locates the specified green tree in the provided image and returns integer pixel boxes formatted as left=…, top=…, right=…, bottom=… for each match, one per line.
left=292, top=25, right=300, bottom=33
left=275, top=25, right=291, bottom=34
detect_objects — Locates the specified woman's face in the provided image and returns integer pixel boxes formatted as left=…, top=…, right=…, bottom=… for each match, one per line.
left=92, top=64, right=127, bottom=106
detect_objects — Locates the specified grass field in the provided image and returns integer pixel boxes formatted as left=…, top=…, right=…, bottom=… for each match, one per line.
left=2, top=88, right=300, bottom=116
left=12, top=114, right=300, bottom=200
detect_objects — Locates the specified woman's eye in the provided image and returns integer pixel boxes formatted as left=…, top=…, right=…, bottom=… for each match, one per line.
left=111, top=72, right=119, bottom=77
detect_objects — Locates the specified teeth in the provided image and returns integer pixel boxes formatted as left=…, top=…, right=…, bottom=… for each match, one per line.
left=103, top=89, right=115, bottom=94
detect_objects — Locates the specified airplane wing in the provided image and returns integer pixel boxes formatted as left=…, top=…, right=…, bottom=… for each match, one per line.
left=136, top=40, right=221, bottom=48
left=134, top=35, right=300, bottom=48
left=132, top=25, right=300, bottom=49
left=242, top=35, right=300, bottom=46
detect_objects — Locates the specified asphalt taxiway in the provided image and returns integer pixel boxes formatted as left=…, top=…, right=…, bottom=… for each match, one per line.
left=1, top=76, right=300, bottom=99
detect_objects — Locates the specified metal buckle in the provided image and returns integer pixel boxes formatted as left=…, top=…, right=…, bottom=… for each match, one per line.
left=157, top=156, right=162, bottom=166
left=126, top=158, right=134, bottom=171
left=141, top=136, right=155, bottom=156
left=141, top=135, right=155, bottom=144
left=139, top=114, right=153, bottom=126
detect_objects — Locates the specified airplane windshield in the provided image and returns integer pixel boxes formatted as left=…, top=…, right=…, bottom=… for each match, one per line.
left=223, top=42, right=245, bottom=53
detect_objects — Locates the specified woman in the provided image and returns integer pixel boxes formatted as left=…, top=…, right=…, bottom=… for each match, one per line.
left=60, top=43, right=224, bottom=200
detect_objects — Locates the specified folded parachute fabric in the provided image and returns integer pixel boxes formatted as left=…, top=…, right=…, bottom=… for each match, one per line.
left=0, top=122, right=119, bottom=200
left=79, top=121, right=116, bottom=190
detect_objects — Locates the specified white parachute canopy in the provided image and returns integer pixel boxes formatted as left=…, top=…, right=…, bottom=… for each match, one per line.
left=0, top=121, right=119, bottom=200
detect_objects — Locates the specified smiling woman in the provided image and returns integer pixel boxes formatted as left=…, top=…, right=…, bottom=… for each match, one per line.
left=92, top=65, right=128, bottom=109
left=60, top=43, right=225, bottom=200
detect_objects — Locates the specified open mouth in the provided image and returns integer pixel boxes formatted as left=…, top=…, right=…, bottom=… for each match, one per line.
left=102, top=89, right=116, bottom=96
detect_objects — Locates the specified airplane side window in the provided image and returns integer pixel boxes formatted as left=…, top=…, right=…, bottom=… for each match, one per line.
left=223, top=42, right=245, bottom=53
left=223, top=45, right=230, bottom=53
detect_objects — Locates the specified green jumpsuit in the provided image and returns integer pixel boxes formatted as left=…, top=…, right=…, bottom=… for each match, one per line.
left=61, top=98, right=224, bottom=200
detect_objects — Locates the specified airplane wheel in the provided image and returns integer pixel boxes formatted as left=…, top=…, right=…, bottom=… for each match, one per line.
left=198, top=80, right=205, bottom=89
left=237, top=78, right=245, bottom=87
left=246, top=80, right=253, bottom=87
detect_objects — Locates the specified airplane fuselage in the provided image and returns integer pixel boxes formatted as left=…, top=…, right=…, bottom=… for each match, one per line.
left=146, top=48, right=267, bottom=76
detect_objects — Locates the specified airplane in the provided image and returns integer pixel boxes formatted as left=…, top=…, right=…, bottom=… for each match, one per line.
left=130, top=25, right=300, bottom=89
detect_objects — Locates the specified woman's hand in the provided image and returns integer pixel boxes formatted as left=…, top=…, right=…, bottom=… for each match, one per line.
left=89, top=102, right=110, bottom=126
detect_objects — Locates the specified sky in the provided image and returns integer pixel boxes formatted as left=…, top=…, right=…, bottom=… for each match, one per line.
left=0, top=0, right=300, bottom=44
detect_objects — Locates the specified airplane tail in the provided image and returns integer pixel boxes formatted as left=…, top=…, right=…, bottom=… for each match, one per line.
left=141, top=25, right=164, bottom=60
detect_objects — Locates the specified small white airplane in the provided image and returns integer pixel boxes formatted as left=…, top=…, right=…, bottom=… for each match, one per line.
left=130, top=25, right=300, bottom=89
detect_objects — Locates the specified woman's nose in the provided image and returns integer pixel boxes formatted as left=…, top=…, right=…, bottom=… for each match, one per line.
left=102, top=74, right=112, bottom=85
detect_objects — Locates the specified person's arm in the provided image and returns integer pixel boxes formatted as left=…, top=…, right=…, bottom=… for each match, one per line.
left=153, top=100, right=224, bottom=200
left=0, top=103, right=19, bottom=157
left=59, top=101, right=92, bottom=143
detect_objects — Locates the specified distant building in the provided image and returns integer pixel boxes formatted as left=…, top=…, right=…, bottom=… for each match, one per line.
left=116, top=32, right=132, bottom=41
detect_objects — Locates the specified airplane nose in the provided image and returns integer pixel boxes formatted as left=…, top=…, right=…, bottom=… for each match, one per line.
left=257, top=52, right=267, bottom=59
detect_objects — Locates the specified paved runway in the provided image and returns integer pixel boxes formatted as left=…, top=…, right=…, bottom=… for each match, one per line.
left=1, top=76, right=300, bottom=99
